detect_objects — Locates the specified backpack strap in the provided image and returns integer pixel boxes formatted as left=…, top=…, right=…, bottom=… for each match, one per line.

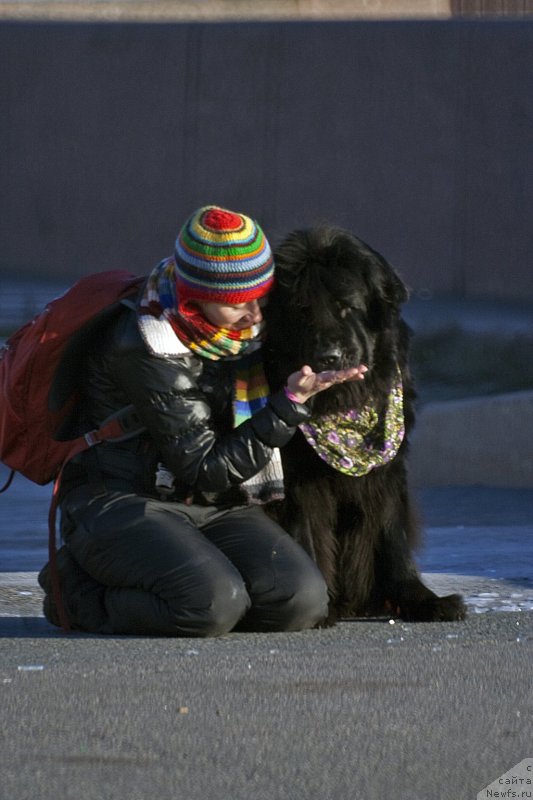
left=0, top=470, right=15, bottom=493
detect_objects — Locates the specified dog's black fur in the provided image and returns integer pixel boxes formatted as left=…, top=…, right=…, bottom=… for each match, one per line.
left=264, top=226, right=466, bottom=623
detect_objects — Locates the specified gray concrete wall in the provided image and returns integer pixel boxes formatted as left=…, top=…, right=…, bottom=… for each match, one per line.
left=1, top=19, right=532, bottom=301
left=409, top=390, right=533, bottom=488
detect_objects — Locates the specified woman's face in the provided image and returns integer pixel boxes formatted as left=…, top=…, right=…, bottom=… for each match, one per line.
left=195, top=299, right=264, bottom=331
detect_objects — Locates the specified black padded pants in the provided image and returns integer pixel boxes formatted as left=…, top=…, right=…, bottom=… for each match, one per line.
left=40, top=487, right=329, bottom=637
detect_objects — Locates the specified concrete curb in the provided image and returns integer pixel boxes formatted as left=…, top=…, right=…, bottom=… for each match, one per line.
left=410, top=390, right=533, bottom=488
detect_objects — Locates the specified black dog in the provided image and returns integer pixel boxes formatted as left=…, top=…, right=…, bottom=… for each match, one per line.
left=264, top=226, right=466, bottom=623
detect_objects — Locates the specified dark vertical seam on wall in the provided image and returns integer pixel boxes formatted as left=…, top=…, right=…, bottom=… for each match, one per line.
left=260, top=24, right=284, bottom=235
left=461, top=22, right=475, bottom=296
left=181, top=25, right=202, bottom=204
left=271, top=24, right=285, bottom=237
left=452, top=22, right=470, bottom=296
left=260, top=29, right=272, bottom=225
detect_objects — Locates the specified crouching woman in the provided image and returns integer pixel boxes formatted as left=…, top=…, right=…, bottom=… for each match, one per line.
left=39, top=205, right=364, bottom=636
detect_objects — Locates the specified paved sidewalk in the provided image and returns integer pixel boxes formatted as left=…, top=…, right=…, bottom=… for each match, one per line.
left=1, top=476, right=532, bottom=800
left=1, top=449, right=532, bottom=800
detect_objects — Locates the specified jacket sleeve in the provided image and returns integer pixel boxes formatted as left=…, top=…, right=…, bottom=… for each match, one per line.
left=109, top=315, right=311, bottom=494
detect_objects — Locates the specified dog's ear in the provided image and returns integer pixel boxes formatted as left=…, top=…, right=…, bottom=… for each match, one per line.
left=375, top=261, right=409, bottom=307
left=364, top=249, right=409, bottom=330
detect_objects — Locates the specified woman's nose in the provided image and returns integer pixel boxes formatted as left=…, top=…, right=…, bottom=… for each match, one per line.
left=245, top=301, right=262, bottom=323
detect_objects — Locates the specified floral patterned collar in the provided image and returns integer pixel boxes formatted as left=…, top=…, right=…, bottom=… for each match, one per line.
left=299, top=369, right=405, bottom=476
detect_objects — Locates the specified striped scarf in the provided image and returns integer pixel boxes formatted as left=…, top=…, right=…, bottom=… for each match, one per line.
left=140, top=257, right=270, bottom=422
left=138, top=259, right=283, bottom=503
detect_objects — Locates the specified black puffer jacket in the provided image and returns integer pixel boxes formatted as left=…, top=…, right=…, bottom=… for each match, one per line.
left=61, top=300, right=310, bottom=506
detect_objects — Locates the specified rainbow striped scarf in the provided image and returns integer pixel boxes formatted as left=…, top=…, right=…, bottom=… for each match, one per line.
left=139, top=257, right=270, bottom=426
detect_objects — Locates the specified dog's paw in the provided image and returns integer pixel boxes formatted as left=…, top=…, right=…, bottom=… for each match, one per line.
left=398, top=593, right=467, bottom=622
left=318, top=610, right=341, bottom=628
left=316, top=616, right=338, bottom=629
left=315, top=605, right=340, bottom=628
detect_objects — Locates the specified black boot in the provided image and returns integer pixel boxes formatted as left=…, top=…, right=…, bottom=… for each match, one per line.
left=38, top=546, right=103, bottom=631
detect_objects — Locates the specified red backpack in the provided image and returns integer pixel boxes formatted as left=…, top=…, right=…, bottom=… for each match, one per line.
left=0, top=269, right=145, bottom=484
left=0, top=269, right=146, bottom=630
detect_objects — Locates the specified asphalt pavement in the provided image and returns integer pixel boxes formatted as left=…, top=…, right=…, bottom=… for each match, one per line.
left=1, top=471, right=532, bottom=800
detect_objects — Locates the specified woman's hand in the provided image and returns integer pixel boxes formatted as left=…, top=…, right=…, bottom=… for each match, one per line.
left=285, top=364, right=368, bottom=404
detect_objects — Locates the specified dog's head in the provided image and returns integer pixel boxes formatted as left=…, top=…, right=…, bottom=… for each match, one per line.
left=264, top=226, right=410, bottom=408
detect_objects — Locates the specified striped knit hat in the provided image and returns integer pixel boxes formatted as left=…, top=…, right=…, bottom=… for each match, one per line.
left=174, top=205, right=274, bottom=304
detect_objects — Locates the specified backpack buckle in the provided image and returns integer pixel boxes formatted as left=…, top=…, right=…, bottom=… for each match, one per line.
left=98, top=405, right=146, bottom=443
left=84, top=431, right=100, bottom=447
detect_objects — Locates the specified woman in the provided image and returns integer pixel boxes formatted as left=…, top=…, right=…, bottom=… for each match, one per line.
left=38, top=205, right=366, bottom=636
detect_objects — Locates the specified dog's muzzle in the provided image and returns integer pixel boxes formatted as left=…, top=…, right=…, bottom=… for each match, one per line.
left=313, top=347, right=345, bottom=372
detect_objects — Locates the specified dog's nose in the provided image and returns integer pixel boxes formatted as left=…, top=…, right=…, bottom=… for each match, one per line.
left=314, top=348, right=344, bottom=371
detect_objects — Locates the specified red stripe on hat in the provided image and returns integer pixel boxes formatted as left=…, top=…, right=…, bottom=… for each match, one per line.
left=202, top=208, right=243, bottom=231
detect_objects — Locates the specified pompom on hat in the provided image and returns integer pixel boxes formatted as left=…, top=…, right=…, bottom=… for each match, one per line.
left=174, top=205, right=274, bottom=304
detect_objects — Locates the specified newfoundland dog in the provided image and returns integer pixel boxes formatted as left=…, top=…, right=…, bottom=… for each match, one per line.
left=264, top=226, right=466, bottom=623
